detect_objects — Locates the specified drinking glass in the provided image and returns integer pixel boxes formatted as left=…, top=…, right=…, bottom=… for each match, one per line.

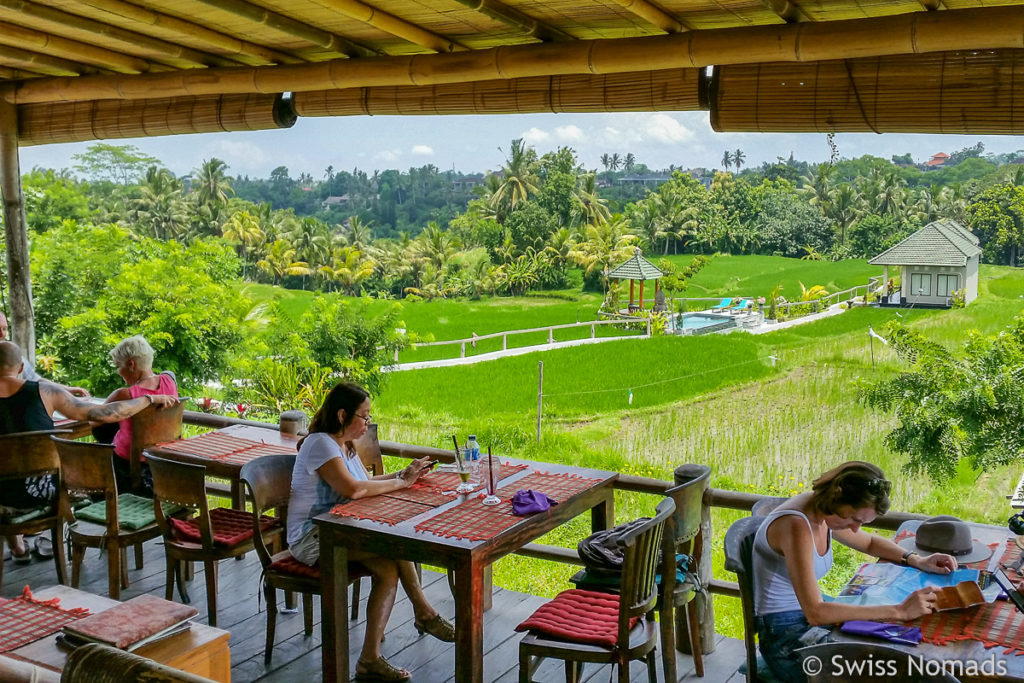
left=455, top=448, right=475, bottom=494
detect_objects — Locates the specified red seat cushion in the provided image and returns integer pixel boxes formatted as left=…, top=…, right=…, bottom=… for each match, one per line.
left=268, top=555, right=370, bottom=581
left=515, top=589, right=638, bottom=648
left=168, top=507, right=276, bottom=547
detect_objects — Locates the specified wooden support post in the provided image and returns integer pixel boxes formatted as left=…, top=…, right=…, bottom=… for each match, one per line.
left=629, top=279, right=635, bottom=307
left=502, top=334, right=507, bottom=350
left=0, top=90, right=34, bottom=360
left=547, top=328, right=553, bottom=344
left=674, top=464, right=715, bottom=656
left=639, top=280, right=645, bottom=309
left=460, top=342, right=465, bottom=358
left=590, top=323, right=595, bottom=338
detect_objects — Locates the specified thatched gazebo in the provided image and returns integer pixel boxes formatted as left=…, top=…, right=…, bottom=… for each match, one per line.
left=609, top=248, right=663, bottom=313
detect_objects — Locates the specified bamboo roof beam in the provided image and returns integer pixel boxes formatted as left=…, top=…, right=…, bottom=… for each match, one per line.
left=0, top=45, right=84, bottom=77
left=918, top=0, right=942, bottom=10
left=448, top=0, right=575, bottom=42
left=76, top=0, right=302, bottom=66
left=0, top=0, right=241, bottom=69
left=760, top=0, right=805, bottom=23
left=14, top=6, right=1024, bottom=104
left=0, top=20, right=152, bottom=74
left=189, top=0, right=378, bottom=58
left=0, top=66, right=32, bottom=80
left=313, top=0, right=467, bottom=52
left=607, top=0, right=688, bottom=33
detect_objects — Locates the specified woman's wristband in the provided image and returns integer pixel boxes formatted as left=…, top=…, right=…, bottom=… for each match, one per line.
left=900, top=549, right=919, bottom=566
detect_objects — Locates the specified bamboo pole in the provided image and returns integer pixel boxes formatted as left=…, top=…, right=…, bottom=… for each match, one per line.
left=189, top=0, right=377, bottom=58
left=0, top=0, right=241, bottom=69
left=0, top=45, right=83, bottom=78
left=606, top=0, right=687, bottom=33
left=14, top=6, right=1024, bottom=105
left=0, top=20, right=151, bottom=74
left=314, top=0, right=466, bottom=53
left=0, top=87, right=35, bottom=362
left=77, top=0, right=302, bottom=65
left=760, top=0, right=804, bottom=23
left=448, top=0, right=574, bottom=42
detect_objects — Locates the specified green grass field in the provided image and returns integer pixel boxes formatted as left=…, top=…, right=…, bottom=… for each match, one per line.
left=243, top=256, right=1024, bottom=639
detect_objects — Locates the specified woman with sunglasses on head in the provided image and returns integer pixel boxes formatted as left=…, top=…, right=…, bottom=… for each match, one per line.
left=287, top=381, right=454, bottom=682
left=752, top=461, right=957, bottom=682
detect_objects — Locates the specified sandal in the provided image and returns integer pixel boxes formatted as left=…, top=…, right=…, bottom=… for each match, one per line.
left=414, top=613, right=455, bottom=642
left=11, top=546, right=32, bottom=565
left=33, top=537, right=54, bottom=559
left=354, top=656, right=411, bottom=682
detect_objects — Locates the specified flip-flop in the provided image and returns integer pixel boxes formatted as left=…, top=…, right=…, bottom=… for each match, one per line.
left=11, top=547, right=32, bottom=565
left=33, top=536, right=54, bottom=559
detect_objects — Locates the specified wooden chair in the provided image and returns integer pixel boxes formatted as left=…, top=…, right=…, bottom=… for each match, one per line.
left=239, top=454, right=370, bottom=666
left=146, top=453, right=280, bottom=627
left=724, top=515, right=767, bottom=682
left=51, top=437, right=163, bottom=600
left=127, top=400, right=184, bottom=494
left=0, top=430, right=70, bottom=590
left=517, top=497, right=675, bottom=683
left=797, top=642, right=961, bottom=683
left=659, top=465, right=710, bottom=681
left=352, top=422, right=384, bottom=476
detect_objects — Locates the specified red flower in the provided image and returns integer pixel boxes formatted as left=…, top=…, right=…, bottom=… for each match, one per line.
left=236, top=403, right=247, bottom=415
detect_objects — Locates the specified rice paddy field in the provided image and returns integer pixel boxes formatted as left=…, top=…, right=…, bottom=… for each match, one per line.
left=250, top=256, right=1024, bottom=639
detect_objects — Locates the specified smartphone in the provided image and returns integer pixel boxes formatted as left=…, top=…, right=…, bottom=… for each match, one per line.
left=993, top=569, right=1024, bottom=614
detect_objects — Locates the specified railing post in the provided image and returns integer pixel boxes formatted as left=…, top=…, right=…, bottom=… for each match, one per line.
left=460, top=342, right=465, bottom=358
left=646, top=317, right=652, bottom=336
left=280, top=409, right=307, bottom=436
left=502, top=334, right=507, bottom=351
left=394, top=348, right=399, bottom=362
left=674, top=464, right=715, bottom=656
left=590, top=323, right=595, bottom=338
left=548, top=328, right=553, bottom=344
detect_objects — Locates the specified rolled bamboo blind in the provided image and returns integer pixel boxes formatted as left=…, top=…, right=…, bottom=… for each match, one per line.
left=294, top=68, right=707, bottom=116
left=17, top=92, right=295, bottom=145
left=710, top=49, right=1024, bottom=134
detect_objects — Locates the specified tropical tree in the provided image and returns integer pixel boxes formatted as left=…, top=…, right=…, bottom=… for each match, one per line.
left=131, top=167, right=187, bottom=240
left=221, top=210, right=266, bottom=276
left=416, top=222, right=459, bottom=271
left=623, top=153, right=636, bottom=173
left=193, top=158, right=233, bottom=207
left=721, top=150, right=733, bottom=171
left=572, top=173, right=611, bottom=228
left=732, top=149, right=746, bottom=171
left=826, top=183, right=864, bottom=246
left=609, top=153, right=622, bottom=171
left=600, top=153, right=612, bottom=171
left=489, top=138, right=539, bottom=222
left=567, top=215, right=637, bottom=291
left=321, top=246, right=375, bottom=295
left=257, top=239, right=310, bottom=285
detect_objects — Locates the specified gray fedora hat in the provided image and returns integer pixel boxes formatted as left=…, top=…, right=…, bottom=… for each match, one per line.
left=897, top=515, right=992, bottom=565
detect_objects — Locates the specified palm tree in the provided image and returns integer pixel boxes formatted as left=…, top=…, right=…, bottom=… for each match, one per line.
left=132, top=167, right=186, bottom=240
left=257, top=240, right=310, bottom=286
left=721, top=150, right=733, bottom=171
left=572, top=173, right=611, bottom=227
left=288, top=217, right=331, bottom=270
left=826, top=183, right=863, bottom=246
left=623, top=153, right=636, bottom=173
left=221, top=210, right=266, bottom=277
left=600, top=153, right=612, bottom=171
left=732, top=149, right=746, bottom=171
left=609, top=153, right=621, bottom=171
left=799, top=164, right=835, bottom=209
left=322, top=246, right=375, bottom=295
left=417, top=222, right=459, bottom=271
left=567, top=216, right=637, bottom=291
left=193, top=158, right=233, bottom=207
left=341, top=215, right=374, bottom=249
left=489, top=138, right=538, bottom=222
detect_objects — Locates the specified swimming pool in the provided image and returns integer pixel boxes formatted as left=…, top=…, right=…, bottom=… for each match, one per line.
left=671, top=313, right=734, bottom=334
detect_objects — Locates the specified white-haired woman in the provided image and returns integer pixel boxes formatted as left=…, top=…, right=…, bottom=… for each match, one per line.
left=102, top=335, right=178, bottom=496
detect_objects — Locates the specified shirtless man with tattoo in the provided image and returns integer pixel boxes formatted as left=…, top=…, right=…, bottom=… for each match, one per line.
left=0, top=341, right=178, bottom=563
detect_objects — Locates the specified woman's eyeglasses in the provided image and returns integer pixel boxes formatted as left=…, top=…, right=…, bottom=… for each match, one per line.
left=355, top=412, right=372, bottom=425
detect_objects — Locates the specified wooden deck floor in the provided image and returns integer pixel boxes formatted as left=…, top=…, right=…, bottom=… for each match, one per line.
left=1, top=537, right=746, bottom=682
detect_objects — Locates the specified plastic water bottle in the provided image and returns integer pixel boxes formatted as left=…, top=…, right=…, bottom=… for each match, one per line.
left=466, top=435, right=481, bottom=485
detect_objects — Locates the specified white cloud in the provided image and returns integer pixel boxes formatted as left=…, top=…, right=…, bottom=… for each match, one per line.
left=521, top=127, right=550, bottom=144
left=646, top=114, right=696, bottom=144
left=554, top=125, right=585, bottom=143
left=411, top=144, right=434, bottom=156
left=205, top=139, right=267, bottom=173
left=374, top=148, right=401, bottom=162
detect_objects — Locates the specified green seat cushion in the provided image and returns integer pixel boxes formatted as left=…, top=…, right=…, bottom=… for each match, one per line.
left=75, top=493, right=181, bottom=530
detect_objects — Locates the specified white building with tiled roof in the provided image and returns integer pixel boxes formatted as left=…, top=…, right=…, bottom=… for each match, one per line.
left=868, top=219, right=981, bottom=307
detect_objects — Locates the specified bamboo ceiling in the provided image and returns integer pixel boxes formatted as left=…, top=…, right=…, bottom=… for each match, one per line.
left=3, top=0, right=1024, bottom=137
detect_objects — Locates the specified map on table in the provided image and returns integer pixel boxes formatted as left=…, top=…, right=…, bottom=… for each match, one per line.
left=834, top=563, right=980, bottom=607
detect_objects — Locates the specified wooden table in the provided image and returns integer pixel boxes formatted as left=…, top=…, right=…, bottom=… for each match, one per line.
left=834, top=519, right=1024, bottom=682
left=7, top=586, right=231, bottom=682
left=316, top=459, right=617, bottom=683
left=52, top=397, right=107, bottom=439
left=145, top=424, right=299, bottom=508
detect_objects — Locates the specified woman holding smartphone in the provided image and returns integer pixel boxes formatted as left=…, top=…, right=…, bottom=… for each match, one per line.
left=287, top=381, right=453, bottom=682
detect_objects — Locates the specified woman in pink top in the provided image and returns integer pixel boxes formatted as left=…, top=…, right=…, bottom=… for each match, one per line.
left=104, top=335, right=179, bottom=496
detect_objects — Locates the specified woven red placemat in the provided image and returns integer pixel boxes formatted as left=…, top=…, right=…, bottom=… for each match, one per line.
left=413, top=471, right=604, bottom=541
left=384, top=486, right=456, bottom=507
left=156, top=432, right=260, bottom=459
left=330, top=497, right=433, bottom=526
left=415, top=461, right=528, bottom=493
left=0, top=587, right=90, bottom=653
left=210, top=442, right=296, bottom=466
left=962, top=599, right=1024, bottom=654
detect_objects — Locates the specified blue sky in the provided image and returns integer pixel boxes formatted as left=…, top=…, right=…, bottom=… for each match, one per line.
left=19, top=111, right=1024, bottom=180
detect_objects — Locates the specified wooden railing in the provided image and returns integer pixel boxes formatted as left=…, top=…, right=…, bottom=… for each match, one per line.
left=182, top=410, right=929, bottom=655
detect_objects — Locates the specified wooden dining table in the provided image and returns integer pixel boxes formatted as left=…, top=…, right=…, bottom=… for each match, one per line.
left=316, top=457, right=618, bottom=683
left=145, top=423, right=299, bottom=508
left=833, top=518, right=1024, bottom=682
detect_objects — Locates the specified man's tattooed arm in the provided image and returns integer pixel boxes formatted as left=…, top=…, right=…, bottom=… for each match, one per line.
left=41, top=383, right=174, bottom=423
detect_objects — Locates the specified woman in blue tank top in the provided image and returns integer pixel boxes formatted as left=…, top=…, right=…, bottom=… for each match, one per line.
left=752, top=461, right=957, bottom=681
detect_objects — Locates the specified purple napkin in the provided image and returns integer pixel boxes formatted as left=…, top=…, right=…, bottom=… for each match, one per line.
left=840, top=620, right=922, bottom=645
left=512, top=489, right=558, bottom=516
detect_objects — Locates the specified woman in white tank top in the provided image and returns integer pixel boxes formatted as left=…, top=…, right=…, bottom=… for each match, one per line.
left=752, top=461, right=957, bottom=681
